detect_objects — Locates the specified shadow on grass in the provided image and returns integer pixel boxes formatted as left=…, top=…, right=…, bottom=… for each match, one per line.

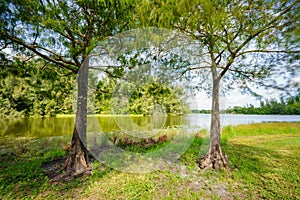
left=0, top=136, right=112, bottom=200
left=0, top=157, right=50, bottom=199
left=0, top=155, right=111, bottom=199
left=222, top=142, right=299, bottom=199
left=1, top=132, right=298, bottom=199
left=222, top=142, right=298, bottom=173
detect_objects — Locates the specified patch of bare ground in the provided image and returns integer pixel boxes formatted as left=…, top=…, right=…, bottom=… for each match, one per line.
left=42, top=157, right=66, bottom=180
left=42, top=156, right=95, bottom=182
left=168, top=163, right=247, bottom=199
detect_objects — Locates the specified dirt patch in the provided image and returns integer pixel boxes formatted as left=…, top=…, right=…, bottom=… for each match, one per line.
left=42, top=157, right=66, bottom=180
left=42, top=156, right=96, bottom=183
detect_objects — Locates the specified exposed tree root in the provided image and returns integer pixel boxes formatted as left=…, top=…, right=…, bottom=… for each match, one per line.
left=43, top=156, right=93, bottom=183
left=198, top=144, right=230, bottom=170
left=112, top=134, right=169, bottom=147
left=50, top=169, right=92, bottom=183
left=63, top=128, right=91, bottom=177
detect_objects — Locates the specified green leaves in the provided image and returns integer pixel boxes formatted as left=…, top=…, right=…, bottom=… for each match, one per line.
left=226, top=93, right=300, bottom=115
left=143, top=0, right=300, bottom=95
left=0, top=59, right=75, bottom=118
left=0, top=0, right=138, bottom=71
left=93, top=77, right=189, bottom=115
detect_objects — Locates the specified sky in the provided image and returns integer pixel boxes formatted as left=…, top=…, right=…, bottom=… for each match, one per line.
left=189, top=74, right=300, bottom=110
left=189, top=90, right=261, bottom=110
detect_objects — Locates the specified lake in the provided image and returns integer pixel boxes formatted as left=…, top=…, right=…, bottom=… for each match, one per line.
left=1, top=114, right=300, bottom=138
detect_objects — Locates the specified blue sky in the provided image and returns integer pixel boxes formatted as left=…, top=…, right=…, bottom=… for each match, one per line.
left=189, top=90, right=260, bottom=110
left=189, top=74, right=300, bottom=110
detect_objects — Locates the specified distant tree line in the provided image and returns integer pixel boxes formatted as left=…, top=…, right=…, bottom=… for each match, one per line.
left=226, top=95, right=300, bottom=115
left=191, top=94, right=300, bottom=115
left=191, top=109, right=211, bottom=114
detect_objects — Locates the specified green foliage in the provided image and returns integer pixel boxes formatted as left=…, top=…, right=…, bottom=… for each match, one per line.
left=191, top=109, right=211, bottom=114
left=0, top=59, right=75, bottom=118
left=0, top=58, right=190, bottom=118
left=94, top=78, right=116, bottom=114
left=226, top=94, right=300, bottom=115
left=128, top=82, right=189, bottom=115
left=136, top=0, right=300, bottom=94
left=94, top=78, right=190, bottom=115
left=0, top=0, right=138, bottom=71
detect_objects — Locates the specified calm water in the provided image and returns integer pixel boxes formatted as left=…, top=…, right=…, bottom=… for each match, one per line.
left=1, top=114, right=300, bottom=138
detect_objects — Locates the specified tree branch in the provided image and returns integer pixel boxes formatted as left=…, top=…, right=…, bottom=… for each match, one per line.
left=237, top=49, right=300, bottom=57
left=180, top=65, right=211, bottom=76
left=0, top=31, right=79, bottom=73
left=219, top=1, right=298, bottom=78
left=31, top=44, right=78, bottom=66
left=219, top=66, right=255, bottom=80
left=236, top=1, right=298, bottom=54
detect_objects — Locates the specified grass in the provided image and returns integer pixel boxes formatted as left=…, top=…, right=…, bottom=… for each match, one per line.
left=0, top=122, right=299, bottom=199
left=222, top=124, right=300, bottom=199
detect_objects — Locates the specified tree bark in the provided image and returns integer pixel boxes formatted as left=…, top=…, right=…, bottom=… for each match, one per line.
left=198, top=76, right=229, bottom=170
left=63, top=58, right=91, bottom=176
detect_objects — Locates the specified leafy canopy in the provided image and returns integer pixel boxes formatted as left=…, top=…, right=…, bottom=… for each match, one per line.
left=137, top=0, right=300, bottom=95
left=0, top=0, right=137, bottom=72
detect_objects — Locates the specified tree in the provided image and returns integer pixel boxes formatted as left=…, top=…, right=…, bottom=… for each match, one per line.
left=0, top=0, right=136, bottom=176
left=137, top=0, right=300, bottom=169
left=0, top=58, right=75, bottom=118
left=93, top=76, right=190, bottom=115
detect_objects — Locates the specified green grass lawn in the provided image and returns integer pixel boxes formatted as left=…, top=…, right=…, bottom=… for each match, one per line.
left=0, top=122, right=299, bottom=199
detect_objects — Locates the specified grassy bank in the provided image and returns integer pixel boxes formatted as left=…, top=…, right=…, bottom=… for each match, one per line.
left=0, top=122, right=299, bottom=199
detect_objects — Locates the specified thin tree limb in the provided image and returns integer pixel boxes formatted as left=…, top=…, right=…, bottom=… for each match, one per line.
left=219, top=1, right=299, bottom=78
left=237, top=49, right=300, bottom=57
left=0, top=31, right=79, bottom=73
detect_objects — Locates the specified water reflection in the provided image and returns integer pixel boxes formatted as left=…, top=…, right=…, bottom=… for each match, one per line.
left=1, top=115, right=186, bottom=138
left=0, top=117, right=75, bottom=138
left=1, top=114, right=300, bottom=138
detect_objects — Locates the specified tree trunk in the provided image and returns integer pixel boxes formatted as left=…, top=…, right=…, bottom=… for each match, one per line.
left=63, top=58, right=91, bottom=176
left=198, top=77, right=229, bottom=170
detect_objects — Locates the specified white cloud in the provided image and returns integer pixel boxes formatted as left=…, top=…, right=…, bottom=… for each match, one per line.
left=189, top=90, right=262, bottom=110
